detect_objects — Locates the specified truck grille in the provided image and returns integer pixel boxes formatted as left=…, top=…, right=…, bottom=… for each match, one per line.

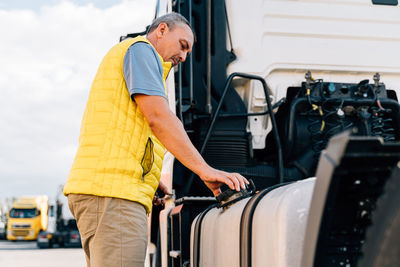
left=12, top=230, right=29, bottom=237
left=200, top=132, right=251, bottom=168
left=12, top=224, right=31, bottom=228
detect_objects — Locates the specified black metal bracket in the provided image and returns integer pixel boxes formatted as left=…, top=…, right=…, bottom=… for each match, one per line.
left=200, top=72, right=284, bottom=183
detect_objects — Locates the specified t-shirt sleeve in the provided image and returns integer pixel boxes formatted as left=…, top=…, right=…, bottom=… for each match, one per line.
left=123, top=42, right=166, bottom=99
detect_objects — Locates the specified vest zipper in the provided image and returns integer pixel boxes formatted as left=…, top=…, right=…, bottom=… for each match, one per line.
left=141, top=137, right=154, bottom=181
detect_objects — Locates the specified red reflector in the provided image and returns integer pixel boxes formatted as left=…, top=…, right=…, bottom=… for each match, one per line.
left=71, top=234, right=79, bottom=239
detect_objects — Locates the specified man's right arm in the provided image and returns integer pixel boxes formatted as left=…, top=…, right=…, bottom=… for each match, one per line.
left=134, top=94, right=248, bottom=196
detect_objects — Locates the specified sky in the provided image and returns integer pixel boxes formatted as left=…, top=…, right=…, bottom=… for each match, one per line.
left=0, top=0, right=156, bottom=201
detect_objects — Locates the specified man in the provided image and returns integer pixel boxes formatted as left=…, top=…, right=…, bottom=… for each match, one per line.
left=64, top=12, right=248, bottom=267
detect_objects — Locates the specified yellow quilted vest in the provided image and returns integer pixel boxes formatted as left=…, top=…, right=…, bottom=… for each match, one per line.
left=63, top=36, right=172, bottom=213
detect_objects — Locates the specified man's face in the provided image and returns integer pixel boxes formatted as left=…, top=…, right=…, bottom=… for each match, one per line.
left=153, top=23, right=194, bottom=67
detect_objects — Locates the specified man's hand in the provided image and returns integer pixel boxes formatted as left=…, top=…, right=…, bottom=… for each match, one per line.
left=157, top=180, right=171, bottom=196
left=153, top=180, right=172, bottom=206
left=199, top=167, right=249, bottom=196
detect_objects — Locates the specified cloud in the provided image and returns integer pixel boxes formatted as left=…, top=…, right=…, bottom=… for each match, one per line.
left=0, top=0, right=156, bottom=199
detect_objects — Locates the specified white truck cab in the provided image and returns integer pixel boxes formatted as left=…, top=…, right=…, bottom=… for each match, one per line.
left=135, top=1, right=400, bottom=266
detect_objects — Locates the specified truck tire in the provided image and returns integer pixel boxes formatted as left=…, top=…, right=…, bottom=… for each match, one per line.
left=359, top=167, right=400, bottom=267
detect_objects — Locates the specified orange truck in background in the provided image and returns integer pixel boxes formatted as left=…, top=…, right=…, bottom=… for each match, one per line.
left=7, top=195, right=48, bottom=241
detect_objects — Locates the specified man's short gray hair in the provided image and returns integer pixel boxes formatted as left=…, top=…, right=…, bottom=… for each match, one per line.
left=147, top=12, right=195, bottom=39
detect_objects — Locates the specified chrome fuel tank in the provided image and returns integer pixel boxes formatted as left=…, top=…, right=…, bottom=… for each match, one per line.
left=190, top=178, right=315, bottom=267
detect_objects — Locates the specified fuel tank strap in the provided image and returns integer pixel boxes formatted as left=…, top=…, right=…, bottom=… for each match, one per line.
left=192, top=203, right=218, bottom=267
left=239, top=182, right=291, bottom=267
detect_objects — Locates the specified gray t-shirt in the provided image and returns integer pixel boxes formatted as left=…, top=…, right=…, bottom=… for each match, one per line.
left=123, top=42, right=166, bottom=99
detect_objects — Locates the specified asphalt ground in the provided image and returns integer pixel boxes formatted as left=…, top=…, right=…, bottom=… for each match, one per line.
left=0, top=240, right=86, bottom=267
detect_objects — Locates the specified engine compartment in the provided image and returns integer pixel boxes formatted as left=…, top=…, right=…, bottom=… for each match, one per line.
left=264, top=71, right=400, bottom=180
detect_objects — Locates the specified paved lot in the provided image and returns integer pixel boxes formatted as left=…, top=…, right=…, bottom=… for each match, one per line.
left=0, top=240, right=86, bottom=267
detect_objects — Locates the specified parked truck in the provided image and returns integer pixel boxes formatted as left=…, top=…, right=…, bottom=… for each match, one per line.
left=121, top=0, right=400, bottom=266
left=0, top=201, right=7, bottom=240
left=6, top=195, right=48, bottom=241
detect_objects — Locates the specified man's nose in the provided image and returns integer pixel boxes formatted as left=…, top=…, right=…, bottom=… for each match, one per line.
left=179, top=51, right=187, bottom=63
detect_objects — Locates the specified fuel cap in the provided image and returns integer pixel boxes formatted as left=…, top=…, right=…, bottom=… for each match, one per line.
left=216, top=179, right=256, bottom=208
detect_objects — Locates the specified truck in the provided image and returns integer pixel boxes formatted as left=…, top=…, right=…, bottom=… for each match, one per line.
left=6, top=195, right=48, bottom=241
left=37, top=186, right=81, bottom=248
left=0, top=200, right=7, bottom=239
left=122, top=0, right=400, bottom=266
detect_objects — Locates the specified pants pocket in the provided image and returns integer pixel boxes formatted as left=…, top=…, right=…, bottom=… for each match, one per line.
left=76, top=214, right=97, bottom=239
left=68, top=194, right=98, bottom=239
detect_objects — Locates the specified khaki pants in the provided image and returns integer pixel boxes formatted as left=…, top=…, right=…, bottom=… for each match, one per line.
left=68, top=194, right=148, bottom=267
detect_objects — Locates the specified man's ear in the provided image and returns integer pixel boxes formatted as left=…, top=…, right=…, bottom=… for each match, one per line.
left=157, top=22, right=169, bottom=38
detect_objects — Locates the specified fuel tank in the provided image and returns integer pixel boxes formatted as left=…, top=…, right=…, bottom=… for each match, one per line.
left=190, top=178, right=315, bottom=267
